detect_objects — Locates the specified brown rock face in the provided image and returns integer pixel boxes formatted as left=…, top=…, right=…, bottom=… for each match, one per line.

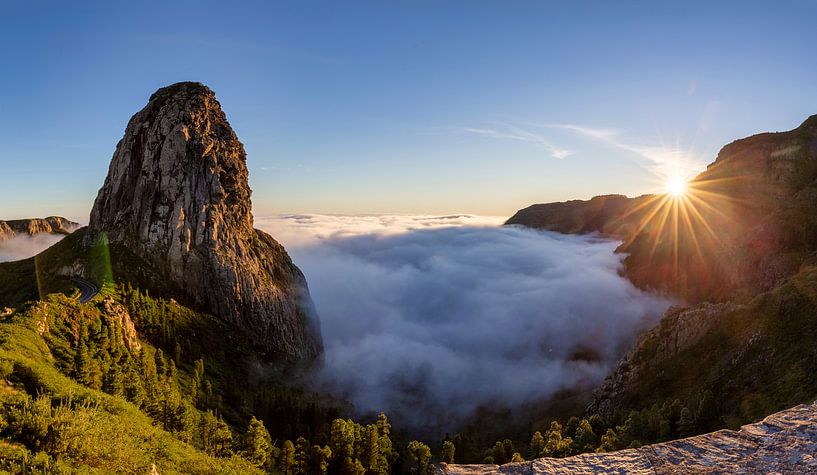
left=0, top=217, right=79, bottom=241
left=87, top=82, right=322, bottom=362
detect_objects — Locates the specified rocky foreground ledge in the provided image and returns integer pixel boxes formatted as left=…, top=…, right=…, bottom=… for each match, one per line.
left=439, top=403, right=817, bottom=474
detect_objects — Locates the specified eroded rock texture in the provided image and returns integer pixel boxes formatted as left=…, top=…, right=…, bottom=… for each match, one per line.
left=87, top=82, right=322, bottom=362
left=0, top=217, right=79, bottom=240
left=440, top=403, right=817, bottom=474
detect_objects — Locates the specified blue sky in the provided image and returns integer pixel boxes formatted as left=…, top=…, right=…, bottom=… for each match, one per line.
left=1, top=1, right=815, bottom=221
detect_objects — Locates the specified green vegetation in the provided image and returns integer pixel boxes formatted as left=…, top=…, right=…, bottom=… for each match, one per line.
left=0, top=294, right=262, bottom=473
left=0, top=278, right=403, bottom=473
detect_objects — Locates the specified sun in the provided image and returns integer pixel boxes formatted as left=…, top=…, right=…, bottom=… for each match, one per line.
left=666, top=177, right=688, bottom=197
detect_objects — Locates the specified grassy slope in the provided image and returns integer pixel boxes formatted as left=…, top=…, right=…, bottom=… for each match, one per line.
left=0, top=227, right=345, bottom=470
left=0, top=293, right=262, bottom=474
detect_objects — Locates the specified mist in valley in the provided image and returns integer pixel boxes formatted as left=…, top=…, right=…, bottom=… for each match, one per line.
left=0, top=234, right=66, bottom=263
left=258, top=215, right=672, bottom=434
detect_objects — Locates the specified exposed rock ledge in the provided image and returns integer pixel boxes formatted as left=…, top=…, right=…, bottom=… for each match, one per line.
left=439, top=403, right=817, bottom=474
left=0, top=216, right=79, bottom=240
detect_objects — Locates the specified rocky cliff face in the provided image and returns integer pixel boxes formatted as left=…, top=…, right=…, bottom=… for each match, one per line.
left=87, top=81, right=322, bottom=362
left=0, top=217, right=79, bottom=241
left=507, top=115, right=817, bottom=303
left=440, top=402, right=817, bottom=474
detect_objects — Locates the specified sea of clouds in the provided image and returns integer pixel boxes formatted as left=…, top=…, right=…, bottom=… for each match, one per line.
left=0, top=234, right=66, bottom=263
left=257, top=214, right=672, bottom=433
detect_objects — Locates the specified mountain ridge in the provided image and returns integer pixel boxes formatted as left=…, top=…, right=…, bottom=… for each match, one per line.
left=507, top=113, right=817, bottom=303
left=0, top=216, right=79, bottom=241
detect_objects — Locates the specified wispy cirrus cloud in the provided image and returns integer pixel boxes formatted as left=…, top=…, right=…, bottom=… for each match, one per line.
left=456, top=123, right=573, bottom=159
left=532, top=123, right=707, bottom=180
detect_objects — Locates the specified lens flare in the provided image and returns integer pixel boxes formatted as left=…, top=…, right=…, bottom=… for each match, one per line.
left=666, top=177, right=688, bottom=197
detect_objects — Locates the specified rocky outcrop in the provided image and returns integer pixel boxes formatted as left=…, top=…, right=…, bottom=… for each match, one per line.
left=101, top=297, right=141, bottom=352
left=86, top=81, right=322, bottom=362
left=440, top=402, right=817, bottom=474
left=0, top=217, right=79, bottom=241
left=507, top=115, right=817, bottom=303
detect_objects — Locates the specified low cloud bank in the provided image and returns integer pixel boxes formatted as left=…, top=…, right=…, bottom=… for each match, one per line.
left=258, top=215, right=671, bottom=433
left=0, top=234, right=66, bottom=262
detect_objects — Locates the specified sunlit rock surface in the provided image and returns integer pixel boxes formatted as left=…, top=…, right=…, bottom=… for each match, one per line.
left=0, top=217, right=78, bottom=240
left=87, top=81, right=322, bottom=362
left=440, top=403, right=817, bottom=474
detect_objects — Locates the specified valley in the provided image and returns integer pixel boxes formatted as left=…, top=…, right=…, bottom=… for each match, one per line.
left=1, top=83, right=816, bottom=474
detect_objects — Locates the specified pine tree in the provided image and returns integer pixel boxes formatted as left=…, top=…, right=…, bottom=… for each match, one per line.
left=86, top=359, right=103, bottom=390
left=190, top=358, right=205, bottom=406
left=619, top=410, right=644, bottom=446
left=502, top=440, right=514, bottom=461
left=123, top=367, right=146, bottom=407
left=574, top=419, right=598, bottom=453
left=167, top=359, right=178, bottom=382
left=74, top=339, right=91, bottom=383
left=310, top=444, right=332, bottom=475
left=587, top=414, right=605, bottom=436
left=362, top=424, right=380, bottom=472
left=564, top=416, right=579, bottom=439
left=330, top=419, right=355, bottom=474
left=375, top=413, right=396, bottom=474
left=490, top=441, right=507, bottom=465
left=678, top=407, right=695, bottom=437
left=543, top=421, right=561, bottom=457
left=295, top=436, right=311, bottom=475
left=210, top=417, right=234, bottom=457
left=102, top=361, right=124, bottom=396
left=530, top=431, right=544, bottom=458
left=243, top=416, right=273, bottom=468
left=407, top=440, right=431, bottom=475
left=596, top=428, right=619, bottom=453
left=510, top=452, right=524, bottom=463
left=441, top=440, right=455, bottom=464
left=154, top=348, right=167, bottom=378
left=280, top=439, right=296, bottom=475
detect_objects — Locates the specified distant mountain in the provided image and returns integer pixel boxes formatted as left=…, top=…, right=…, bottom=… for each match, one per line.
left=508, top=114, right=817, bottom=303
left=0, top=216, right=79, bottom=240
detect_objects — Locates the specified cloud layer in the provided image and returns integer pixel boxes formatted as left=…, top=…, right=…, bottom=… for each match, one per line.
left=258, top=215, right=672, bottom=433
left=0, top=234, right=66, bottom=263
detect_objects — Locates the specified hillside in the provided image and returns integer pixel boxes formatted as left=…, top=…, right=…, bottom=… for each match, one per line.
left=501, top=114, right=817, bottom=460
left=0, top=83, right=401, bottom=473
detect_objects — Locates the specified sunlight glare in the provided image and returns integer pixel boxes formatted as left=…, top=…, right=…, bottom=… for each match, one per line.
left=666, top=177, right=688, bottom=197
